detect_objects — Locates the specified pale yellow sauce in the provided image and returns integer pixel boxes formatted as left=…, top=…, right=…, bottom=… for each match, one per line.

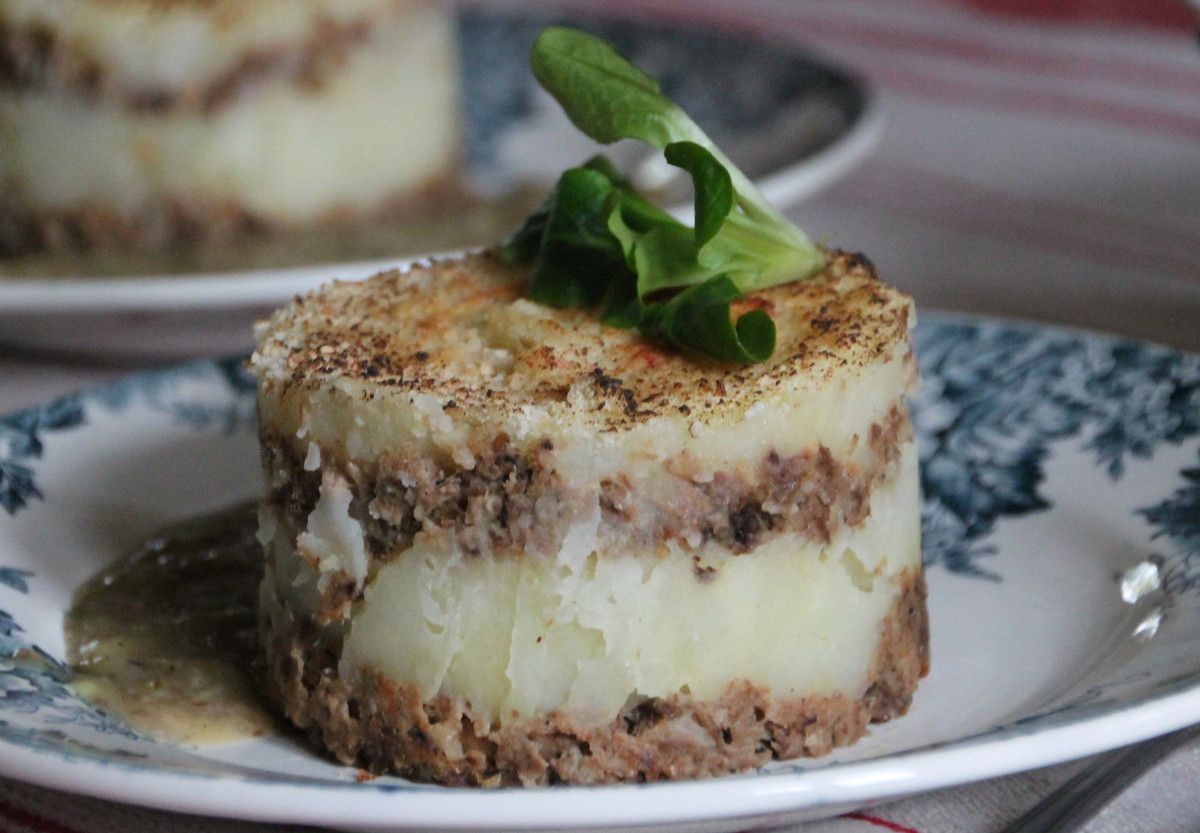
left=65, top=502, right=274, bottom=745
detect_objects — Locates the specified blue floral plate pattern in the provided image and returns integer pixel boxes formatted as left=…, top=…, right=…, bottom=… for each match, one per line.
left=1, top=315, right=1198, bottom=832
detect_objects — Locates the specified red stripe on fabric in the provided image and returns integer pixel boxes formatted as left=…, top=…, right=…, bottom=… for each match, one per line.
left=953, top=0, right=1196, bottom=31
left=761, top=7, right=1200, bottom=95
left=509, top=0, right=1200, bottom=137
left=0, top=800, right=88, bottom=833
left=548, top=0, right=1200, bottom=94
left=844, top=811, right=923, bottom=833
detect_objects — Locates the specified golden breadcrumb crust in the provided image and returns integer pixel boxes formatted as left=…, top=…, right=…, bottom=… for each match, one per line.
left=253, top=250, right=913, bottom=435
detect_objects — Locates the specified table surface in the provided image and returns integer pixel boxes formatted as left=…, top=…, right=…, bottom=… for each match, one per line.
left=1, top=0, right=1198, bottom=831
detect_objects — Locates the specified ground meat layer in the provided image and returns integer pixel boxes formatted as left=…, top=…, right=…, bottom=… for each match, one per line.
left=0, top=174, right=459, bottom=257
left=0, top=13, right=375, bottom=112
left=260, top=402, right=911, bottom=564
left=260, top=569, right=928, bottom=786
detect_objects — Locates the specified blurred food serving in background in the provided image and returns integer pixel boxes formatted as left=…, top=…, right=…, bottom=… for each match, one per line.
left=0, top=3, right=874, bottom=287
left=0, top=0, right=460, bottom=255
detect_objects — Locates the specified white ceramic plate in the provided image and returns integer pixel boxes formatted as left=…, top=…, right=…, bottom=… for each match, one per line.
left=0, top=8, right=882, bottom=360
left=2, top=314, right=1199, bottom=832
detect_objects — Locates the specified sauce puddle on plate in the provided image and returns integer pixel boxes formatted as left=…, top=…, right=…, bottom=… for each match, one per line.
left=65, top=502, right=275, bottom=745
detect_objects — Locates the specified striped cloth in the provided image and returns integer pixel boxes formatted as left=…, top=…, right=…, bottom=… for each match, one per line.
left=568, top=0, right=1200, bottom=352
left=1, top=1, right=1197, bottom=831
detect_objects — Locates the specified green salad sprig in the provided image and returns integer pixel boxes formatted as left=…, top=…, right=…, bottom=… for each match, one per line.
left=502, top=27, right=826, bottom=364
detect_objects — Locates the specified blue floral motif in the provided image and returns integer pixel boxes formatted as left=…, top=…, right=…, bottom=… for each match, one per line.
left=0, top=358, right=256, bottom=518
left=0, top=567, right=31, bottom=594
left=0, top=720, right=146, bottom=762
left=0, top=359, right=259, bottom=754
left=91, top=356, right=257, bottom=435
left=0, top=650, right=138, bottom=743
left=0, top=640, right=138, bottom=748
left=0, top=608, right=21, bottom=657
left=0, top=561, right=136, bottom=743
left=0, top=394, right=85, bottom=514
left=1141, top=452, right=1200, bottom=598
left=915, top=319, right=1200, bottom=579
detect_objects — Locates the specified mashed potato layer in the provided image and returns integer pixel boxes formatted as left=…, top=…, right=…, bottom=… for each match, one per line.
left=260, top=444, right=920, bottom=724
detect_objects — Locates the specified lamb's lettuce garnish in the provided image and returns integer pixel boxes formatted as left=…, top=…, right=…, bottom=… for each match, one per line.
left=502, top=27, right=825, bottom=363
left=640, top=276, right=776, bottom=364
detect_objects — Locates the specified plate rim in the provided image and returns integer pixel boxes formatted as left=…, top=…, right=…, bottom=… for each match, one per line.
left=0, top=678, right=1196, bottom=829
left=1, top=311, right=1199, bottom=828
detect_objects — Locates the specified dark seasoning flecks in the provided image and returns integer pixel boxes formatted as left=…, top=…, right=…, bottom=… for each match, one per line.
left=254, top=249, right=911, bottom=436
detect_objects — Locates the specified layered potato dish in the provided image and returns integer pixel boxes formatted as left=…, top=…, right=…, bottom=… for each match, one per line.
left=250, top=250, right=926, bottom=785
left=23, top=12, right=927, bottom=786
left=0, top=0, right=458, bottom=254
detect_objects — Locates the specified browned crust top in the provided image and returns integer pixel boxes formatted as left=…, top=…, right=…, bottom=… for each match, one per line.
left=260, top=568, right=929, bottom=786
left=254, top=250, right=913, bottom=433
